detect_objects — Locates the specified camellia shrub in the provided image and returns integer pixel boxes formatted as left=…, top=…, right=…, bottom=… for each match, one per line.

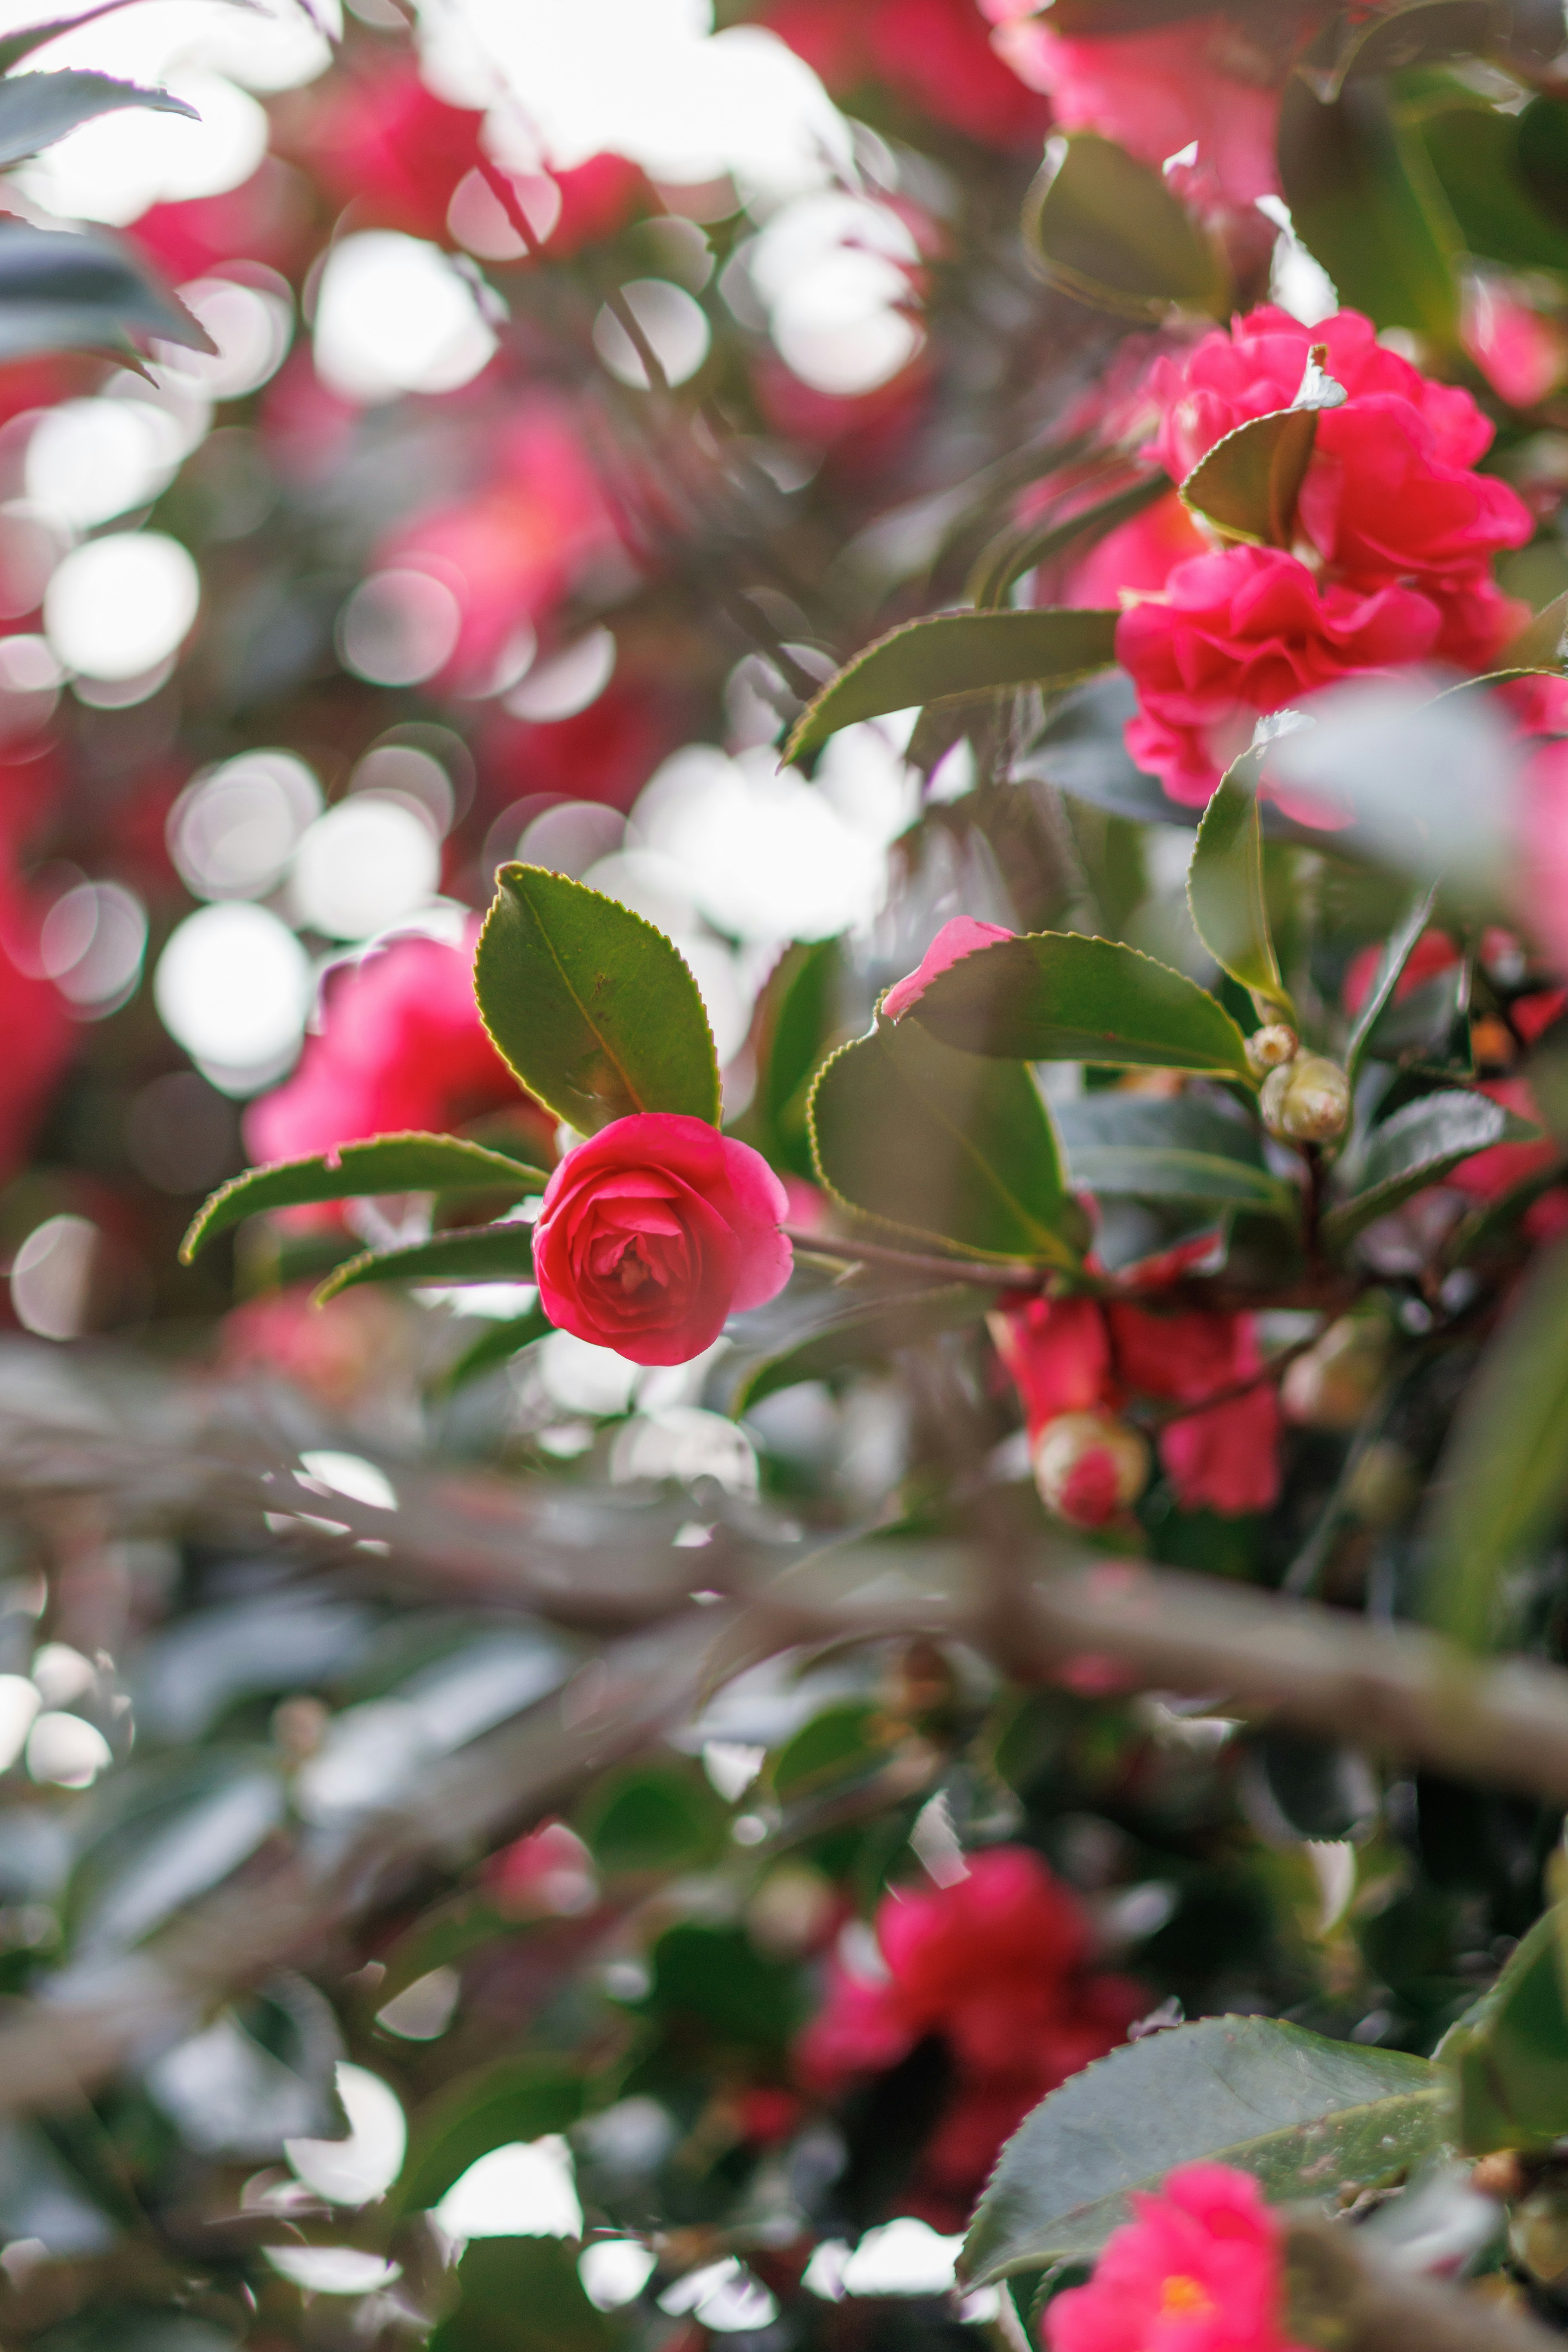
left=15, top=2, right=1568, bottom=2350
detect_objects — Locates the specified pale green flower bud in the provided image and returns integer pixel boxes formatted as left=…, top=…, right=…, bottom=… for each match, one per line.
left=1260, top=1052, right=1349, bottom=1144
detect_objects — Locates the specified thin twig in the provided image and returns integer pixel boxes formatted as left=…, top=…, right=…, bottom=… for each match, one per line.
left=780, top=1225, right=1043, bottom=1292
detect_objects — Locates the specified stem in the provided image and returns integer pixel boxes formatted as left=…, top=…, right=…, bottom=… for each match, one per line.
left=1131, top=1333, right=1319, bottom=1433
left=780, top=1225, right=1043, bottom=1293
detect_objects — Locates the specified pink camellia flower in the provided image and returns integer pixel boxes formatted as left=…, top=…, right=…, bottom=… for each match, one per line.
left=532, top=1113, right=792, bottom=1368
left=881, top=916, right=1014, bottom=1019
left=797, top=1848, right=1145, bottom=2228
left=245, top=927, right=523, bottom=1166
left=1463, top=279, right=1568, bottom=412
left=1046, top=2160, right=1307, bottom=2352
left=981, top=4, right=1285, bottom=211
left=292, top=54, right=482, bottom=243
left=1116, top=546, right=1443, bottom=806
left=766, top=0, right=1049, bottom=147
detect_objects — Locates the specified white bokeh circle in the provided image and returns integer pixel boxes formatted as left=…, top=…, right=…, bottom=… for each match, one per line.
left=45, top=532, right=199, bottom=680
left=313, top=233, right=497, bottom=403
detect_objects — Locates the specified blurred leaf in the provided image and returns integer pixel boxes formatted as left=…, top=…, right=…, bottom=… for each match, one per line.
left=1517, top=91, right=1568, bottom=232
left=808, top=1018, right=1082, bottom=1265
left=1417, top=95, right=1568, bottom=273
left=0, top=220, right=216, bottom=360
left=0, top=70, right=195, bottom=168
left=431, top=2237, right=617, bottom=2352
left=1501, top=589, right=1568, bottom=672
left=181, top=1134, right=546, bottom=1261
left=1240, top=1730, right=1379, bottom=1843
left=967, top=472, right=1167, bottom=610
left=1054, top=1091, right=1290, bottom=1214
left=784, top=608, right=1120, bottom=762
left=441, top=1302, right=554, bottom=1391
left=1301, top=0, right=1500, bottom=98
left=962, top=2017, right=1441, bottom=2283
left=1018, top=672, right=1200, bottom=828
left=755, top=936, right=843, bottom=1178
left=1363, top=962, right=1472, bottom=1073
left=577, top=1759, right=727, bottom=1874
left=1439, top=1904, right=1568, bottom=2150
left=908, top=931, right=1252, bottom=1080
left=0, top=2, right=147, bottom=71
left=1187, top=768, right=1291, bottom=1014
left=1180, top=409, right=1319, bottom=552
left=1021, top=132, right=1230, bottom=320
left=1279, top=76, right=1459, bottom=337
left=65, top=1750, right=285, bottom=1954
left=1423, top=1234, right=1568, bottom=1649
left=726, top=1276, right=989, bottom=1412
left=316, top=1222, right=535, bottom=1303
left=1323, top=1089, right=1540, bottom=1252
left=475, top=864, right=719, bottom=1133
left=644, top=1922, right=802, bottom=2047
left=1345, top=884, right=1439, bottom=1090
left=398, top=2058, right=585, bottom=2214
left=772, top=1702, right=887, bottom=1804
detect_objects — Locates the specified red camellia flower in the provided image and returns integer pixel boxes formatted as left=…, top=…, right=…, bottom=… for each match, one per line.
left=797, top=1848, right=1144, bottom=2225
left=1116, top=547, right=1442, bottom=808
left=246, top=927, right=521, bottom=1165
left=1046, top=2161, right=1308, bottom=2352
left=532, top=1114, right=792, bottom=1368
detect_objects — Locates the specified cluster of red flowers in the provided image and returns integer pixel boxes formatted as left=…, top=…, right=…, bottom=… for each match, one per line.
left=796, top=1848, right=1145, bottom=2226
left=1093, top=308, right=1533, bottom=806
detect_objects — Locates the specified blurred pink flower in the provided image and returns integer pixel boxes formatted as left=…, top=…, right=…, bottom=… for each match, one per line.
left=981, top=4, right=1285, bottom=209
left=881, top=915, right=1013, bottom=1019
left=218, top=1283, right=409, bottom=1413
left=1046, top=2161, right=1306, bottom=2352
left=766, top=0, right=1050, bottom=145
left=797, top=1848, right=1144, bottom=2226
left=0, top=766, right=75, bottom=1183
left=245, top=925, right=521, bottom=1166
left=1463, top=280, right=1568, bottom=411
left=292, top=54, right=483, bottom=242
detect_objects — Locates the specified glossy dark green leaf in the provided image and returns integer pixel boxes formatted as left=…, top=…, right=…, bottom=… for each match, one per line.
left=398, top=2058, right=585, bottom=2214
left=1439, top=1904, right=1568, bottom=2152
left=962, top=2016, right=1442, bottom=2284
left=1279, top=75, right=1459, bottom=338
left=1322, top=1089, right=1539, bottom=1253
left=440, top=1302, right=554, bottom=1391
left=475, top=863, right=719, bottom=1133
left=808, top=1018, right=1082, bottom=1265
left=0, top=220, right=216, bottom=360
left=1053, top=1091, right=1290, bottom=1214
left=967, top=471, right=1168, bottom=610
left=316, top=1221, right=536, bottom=1303
left=1418, top=98, right=1568, bottom=274
left=1345, top=884, right=1439, bottom=1090
left=577, top=1760, right=727, bottom=1875
left=726, top=1276, right=989, bottom=1412
left=0, top=70, right=195, bottom=169
left=430, top=2236, right=617, bottom=2352
left=1423, top=1234, right=1568, bottom=1650
left=784, top=608, right=1120, bottom=763
left=1187, top=768, right=1290, bottom=1013
left=181, top=1134, right=545, bottom=1262
left=1180, top=408, right=1319, bottom=552
left=907, top=931, right=1252, bottom=1082
left=1021, top=132, right=1230, bottom=321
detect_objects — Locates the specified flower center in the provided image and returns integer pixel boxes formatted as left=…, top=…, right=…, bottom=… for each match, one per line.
left=616, top=1240, right=654, bottom=1294
left=1158, top=2274, right=1214, bottom=2319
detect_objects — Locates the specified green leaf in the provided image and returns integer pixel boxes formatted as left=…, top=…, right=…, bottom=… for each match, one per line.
left=726, top=1276, right=990, bottom=1412
left=577, top=1760, right=728, bottom=1875
left=808, top=1019, right=1082, bottom=1265
left=0, top=70, right=195, bottom=169
left=440, top=1302, right=554, bottom=1391
left=1501, top=589, right=1568, bottom=674
left=962, top=2016, right=1443, bottom=2285
left=398, top=2058, right=585, bottom=2214
left=1053, top=1091, right=1291, bottom=1214
left=784, top=608, right=1120, bottom=763
left=432, top=2241, right=619, bottom=2352
left=967, top=471, right=1168, bottom=610
left=475, top=863, right=719, bottom=1134
left=1180, top=408, right=1322, bottom=552
left=1417, top=97, right=1568, bottom=276
left=1344, top=884, right=1439, bottom=1091
left=772, top=1702, right=888, bottom=1804
left=181, top=1134, right=546, bottom=1262
left=1517, top=91, right=1568, bottom=233
left=316, top=1222, right=536, bottom=1304
left=1187, top=767, right=1290, bottom=1015
left=906, top=931, right=1253, bottom=1082
left=1439, top=1904, right=1568, bottom=2153
left=1279, top=75, right=1460, bottom=339
left=1021, top=132, right=1231, bottom=321
left=1322, top=1089, right=1540, bottom=1253
left=1423, top=1233, right=1568, bottom=1650
left=755, top=936, right=843, bottom=1179
left=1299, top=0, right=1500, bottom=102
left=0, top=220, right=216, bottom=361
left=644, top=1921, right=803, bottom=2047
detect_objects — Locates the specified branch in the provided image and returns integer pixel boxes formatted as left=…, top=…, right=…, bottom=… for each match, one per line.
left=1284, top=2215, right=1557, bottom=2352
left=780, top=1226, right=1042, bottom=1292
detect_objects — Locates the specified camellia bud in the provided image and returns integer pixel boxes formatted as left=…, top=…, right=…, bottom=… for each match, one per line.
left=1260, top=1052, right=1350, bottom=1144
left=1245, top=1023, right=1298, bottom=1077
left=1512, top=2184, right=1568, bottom=2285
left=1032, top=1410, right=1150, bottom=1528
